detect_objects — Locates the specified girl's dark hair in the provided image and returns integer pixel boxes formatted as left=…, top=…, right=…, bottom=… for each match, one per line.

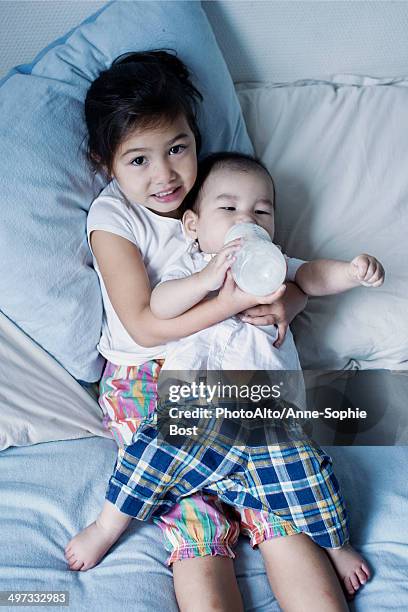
left=181, top=152, right=275, bottom=214
left=85, top=50, right=203, bottom=174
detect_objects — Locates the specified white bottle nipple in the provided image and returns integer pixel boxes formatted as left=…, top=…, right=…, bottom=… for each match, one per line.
left=224, top=223, right=287, bottom=296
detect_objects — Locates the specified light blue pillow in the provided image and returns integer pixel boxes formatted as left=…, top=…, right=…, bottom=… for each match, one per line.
left=0, top=0, right=253, bottom=382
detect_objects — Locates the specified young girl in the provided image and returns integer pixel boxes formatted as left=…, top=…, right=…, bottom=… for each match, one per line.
left=65, top=51, right=354, bottom=611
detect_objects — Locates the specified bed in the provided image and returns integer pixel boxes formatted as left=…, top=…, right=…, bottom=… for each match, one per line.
left=1, top=2, right=408, bottom=610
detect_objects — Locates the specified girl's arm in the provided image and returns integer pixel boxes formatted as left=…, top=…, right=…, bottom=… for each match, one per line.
left=295, top=255, right=385, bottom=296
left=91, top=231, right=285, bottom=348
left=238, top=281, right=308, bottom=348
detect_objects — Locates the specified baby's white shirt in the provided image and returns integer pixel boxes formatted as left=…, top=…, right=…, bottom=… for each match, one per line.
left=160, top=245, right=306, bottom=372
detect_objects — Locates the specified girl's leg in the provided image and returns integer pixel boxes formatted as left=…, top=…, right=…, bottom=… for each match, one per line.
left=259, top=533, right=349, bottom=612
left=66, top=360, right=160, bottom=571
left=65, top=499, right=131, bottom=571
left=156, top=493, right=243, bottom=612
left=173, top=557, right=243, bottom=612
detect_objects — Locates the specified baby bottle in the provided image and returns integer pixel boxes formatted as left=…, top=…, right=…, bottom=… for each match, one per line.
left=224, top=223, right=287, bottom=296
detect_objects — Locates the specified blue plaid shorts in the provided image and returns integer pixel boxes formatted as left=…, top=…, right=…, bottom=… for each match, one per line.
left=106, top=418, right=349, bottom=549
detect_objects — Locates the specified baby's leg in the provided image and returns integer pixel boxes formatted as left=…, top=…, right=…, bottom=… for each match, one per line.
left=259, top=533, right=349, bottom=611
left=65, top=500, right=131, bottom=571
left=326, top=544, right=371, bottom=598
left=260, top=441, right=370, bottom=598
left=156, top=493, right=243, bottom=612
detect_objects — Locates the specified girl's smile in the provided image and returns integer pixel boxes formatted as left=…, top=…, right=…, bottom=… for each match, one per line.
left=152, top=184, right=183, bottom=204
left=111, top=115, right=197, bottom=218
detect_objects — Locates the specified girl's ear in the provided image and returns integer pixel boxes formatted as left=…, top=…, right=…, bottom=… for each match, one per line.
left=90, top=153, right=111, bottom=179
left=182, top=209, right=199, bottom=239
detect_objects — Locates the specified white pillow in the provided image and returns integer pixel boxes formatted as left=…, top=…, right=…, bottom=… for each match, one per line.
left=238, top=77, right=408, bottom=370
left=0, top=311, right=108, bottom=451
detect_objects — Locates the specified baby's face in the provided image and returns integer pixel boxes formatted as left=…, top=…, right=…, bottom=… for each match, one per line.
left=191, top=168, right=275, bottom=253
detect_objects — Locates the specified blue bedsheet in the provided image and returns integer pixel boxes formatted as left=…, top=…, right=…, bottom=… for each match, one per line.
left=1, top=437, right=407, bottom=610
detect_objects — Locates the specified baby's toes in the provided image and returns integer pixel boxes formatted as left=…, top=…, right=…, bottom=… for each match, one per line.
left=361, top=562, right=371, bottom=579
left=344, top=576, right=356, bottom=597
left=356, top=566, right=368, bottom=585
left=350, top=571, right=361, bottom=592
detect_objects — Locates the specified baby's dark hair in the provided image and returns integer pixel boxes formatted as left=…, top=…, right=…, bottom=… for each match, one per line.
left=182, top=152, right=275, bottom=214
left=85, top=50, right=203, bottom=174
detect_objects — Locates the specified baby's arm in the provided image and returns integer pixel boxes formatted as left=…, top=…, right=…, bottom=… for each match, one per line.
left=295, top=254, right=385, bottom=296
left=91, top=231, right=284, bottom=347
left=150, top=240, right=241, bottom=319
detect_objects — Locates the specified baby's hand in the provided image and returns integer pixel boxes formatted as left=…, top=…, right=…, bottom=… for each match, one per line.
left=217, top=269, right=287, bottom=315
left=349, top=254, right=385, bottom=288
left=198, top=239, right=241, bottom=292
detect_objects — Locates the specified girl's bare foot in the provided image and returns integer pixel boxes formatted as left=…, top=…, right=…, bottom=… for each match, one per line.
left=65, top=502, right=131, bottom=571
left=327, top=543, right=371, bottom=598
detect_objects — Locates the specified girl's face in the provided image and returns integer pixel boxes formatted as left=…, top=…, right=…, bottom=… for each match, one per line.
left=111, top=115, right=197, bottom=218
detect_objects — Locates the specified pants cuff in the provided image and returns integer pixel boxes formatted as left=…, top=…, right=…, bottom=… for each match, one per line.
left=167, top=542, right=236, bottom=566
left=248, top=521, right=300, bottom=548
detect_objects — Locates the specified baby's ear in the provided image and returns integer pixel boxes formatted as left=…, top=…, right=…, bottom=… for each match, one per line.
left=182, top=209, right=199, bottom=239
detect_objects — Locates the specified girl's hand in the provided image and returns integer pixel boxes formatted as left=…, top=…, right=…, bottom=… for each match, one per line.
left=237, top=282, right=308, bottom=347
left=216, top=269, right=287, bottom=317
left=198, top=239, right=242, bottom=292
left=349, top=254, right=385, bottom=288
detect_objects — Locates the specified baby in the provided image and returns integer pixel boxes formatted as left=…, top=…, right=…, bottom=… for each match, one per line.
left=146, top=151, right=384, bottom=596
left=152, top=152, right=383, bottom=373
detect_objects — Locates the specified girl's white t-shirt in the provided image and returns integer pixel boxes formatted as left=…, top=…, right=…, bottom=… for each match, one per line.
left=87, top=179, right=187, bottom=366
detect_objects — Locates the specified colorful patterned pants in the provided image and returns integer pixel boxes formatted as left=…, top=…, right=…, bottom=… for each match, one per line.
left=99, top=360, right=302, bottom=563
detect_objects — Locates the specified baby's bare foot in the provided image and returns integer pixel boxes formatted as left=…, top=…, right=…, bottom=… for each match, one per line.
left=65, top=519, right=126, bottom=571
left=327, top=543, right=371, bottom=598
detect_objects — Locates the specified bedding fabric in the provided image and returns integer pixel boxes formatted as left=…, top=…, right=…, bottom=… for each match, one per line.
left=0, top=436, right=407, bottom=610
left=0, top=310, right=107, bottom=451
left=237, top=77, right=408, bottom=371
left=0, top=0, right=253, bottom=382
